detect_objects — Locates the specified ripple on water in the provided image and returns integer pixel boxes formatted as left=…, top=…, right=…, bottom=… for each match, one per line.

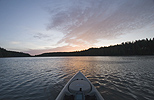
left=0, top=56, right=154, bottom=100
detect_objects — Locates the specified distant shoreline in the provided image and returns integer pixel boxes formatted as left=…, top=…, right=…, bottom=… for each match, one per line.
left=36, top=38, right=154, bottom=57
left=1, top=38, right=154, bottom=57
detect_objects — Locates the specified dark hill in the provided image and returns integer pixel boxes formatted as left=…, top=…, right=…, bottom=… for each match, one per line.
left=36, top=38, right=154, bottom=57
left=0, top=47, right=31, bottom=57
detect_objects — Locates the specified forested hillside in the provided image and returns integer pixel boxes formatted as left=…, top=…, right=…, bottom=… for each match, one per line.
left=36, top=38, right=154, bottom=56
left=0, top=47, right=31, bottom=57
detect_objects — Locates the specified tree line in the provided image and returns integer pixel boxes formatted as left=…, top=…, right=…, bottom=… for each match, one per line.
left=0, top=47, right=31, bottom=57
left=36, top=38, right=154, bottom=56
left=0, top=38, right=153, bottom=57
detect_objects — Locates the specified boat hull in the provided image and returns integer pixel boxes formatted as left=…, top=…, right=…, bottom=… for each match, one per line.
left=56, top=71, right=104, bottom=100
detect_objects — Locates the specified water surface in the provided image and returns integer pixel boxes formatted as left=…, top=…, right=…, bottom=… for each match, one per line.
left=0, top=56, right=154, bottom=100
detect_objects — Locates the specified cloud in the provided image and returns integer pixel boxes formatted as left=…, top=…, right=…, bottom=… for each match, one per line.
left=33, top=32, right=49, bottom=39
left=45, top=0, right=154, bottom=47
left=25, top=44, right=89, bottom=55
left=24, top=0, right=154, bottom=55
left=10, top=41, right=20, bottom=44
left=32, top=30, right=65, bottom=45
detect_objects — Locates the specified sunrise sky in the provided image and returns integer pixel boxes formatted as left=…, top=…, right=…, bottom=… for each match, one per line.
left=0, top=0, right=154, bottom=55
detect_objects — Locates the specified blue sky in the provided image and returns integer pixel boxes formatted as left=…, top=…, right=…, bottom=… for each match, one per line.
left=0, top=0, right=154, bottom=55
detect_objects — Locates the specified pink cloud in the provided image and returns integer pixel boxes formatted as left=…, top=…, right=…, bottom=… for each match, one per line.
left=46, top=0, right=154, bottom=47
left=25, top=45, right=90, bottom=55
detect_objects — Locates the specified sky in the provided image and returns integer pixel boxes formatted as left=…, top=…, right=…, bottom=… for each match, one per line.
left=0, top=0, right=154, bottom=55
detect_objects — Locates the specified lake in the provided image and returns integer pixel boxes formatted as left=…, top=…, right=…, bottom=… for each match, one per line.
left=0, top=56, right=154, bottom=100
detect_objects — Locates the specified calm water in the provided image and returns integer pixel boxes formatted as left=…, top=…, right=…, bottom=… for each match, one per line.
left=0, top=56, right=154, bottom=100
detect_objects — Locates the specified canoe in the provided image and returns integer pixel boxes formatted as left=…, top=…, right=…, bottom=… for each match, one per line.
left=56, top=71, right=104, bottom=100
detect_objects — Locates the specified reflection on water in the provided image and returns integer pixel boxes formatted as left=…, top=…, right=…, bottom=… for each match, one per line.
left=0, top=56, right=154, bottom=100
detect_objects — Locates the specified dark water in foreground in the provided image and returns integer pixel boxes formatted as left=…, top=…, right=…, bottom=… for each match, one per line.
left=0, top=56, right=154, bottom=100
